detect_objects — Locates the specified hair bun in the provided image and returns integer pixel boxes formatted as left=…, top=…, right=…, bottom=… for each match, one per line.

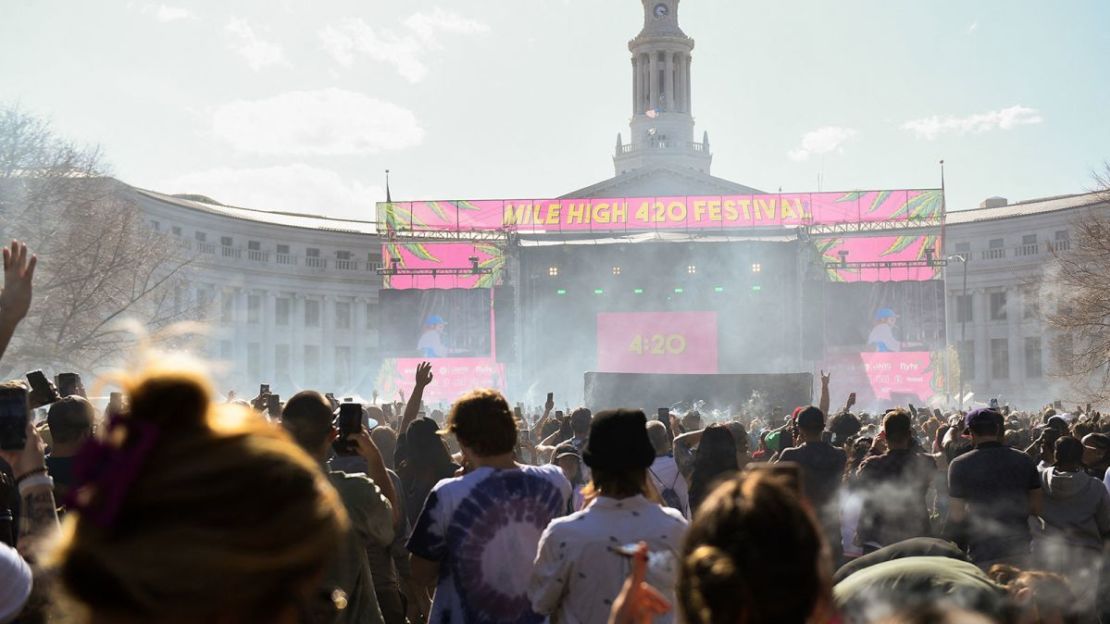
left=126, top=373, right=210, bottom=432
left=688, top=544, right=737, bottom=586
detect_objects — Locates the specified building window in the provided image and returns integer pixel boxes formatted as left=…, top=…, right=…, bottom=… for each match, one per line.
left=335, top=302, right=351, bottom=330
left=247, top=342, right=261, bottom=381
left=304, top=346, right=320, bottom=386
left=1024, top=337, right=1042, bottom=379
left=336, top=251, right=351, bottom=260
left=247, top=295, right=261, bottom=324
left=196, top=288, right=211, bottom=320
left=275, top=344, right=290, bottom=379
left=989, top=238, right=1004, bottom=249
left=306, top=248, right=320, bottom=258
left=956, top=294, right=973, bottom=323
left=335, top=346, right=351, bottom=387
left=151, top=220, right=160, bottom=231
left=989, top=291, right=1007, bottom=321
left=220, top=236, right=233, bottom=247
left=195, top=231, right=207, bottom=242
left=220, top=291, right=234, bottom=324
left=990, top=338, right=1009, bottom=380
left=959, top=340, right=975, bottom=381
left=365, top=302, right=376, bottom=330
left=277, top=244, right=290, bottom=255
left=954, top=241, right=971, bottom=261
left=1022, top=234, right=1036, bottom=245
left=248, top=240, right=261, bottom=251
left=305, top=300, right=321, bottom=327
left=172, top=225, right=182, bottom=236
left=1023, top=289, right=1040, bottom=320
left=276, top=298, right=291, bottom=326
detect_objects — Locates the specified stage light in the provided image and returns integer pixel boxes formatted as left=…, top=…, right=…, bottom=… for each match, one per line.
left=612, top=266, right=622, bottom=276
left=751, top=285, right=762, bottom=292
left=674, top=287, right=684, bottom=294
left=469, top=256, right=480, bottom=273
left=751, top=263, right=762, bottom=273
left=686, top=265, right=697, bottom=274
left=633, top=288, right=644, bottom=294
left=837, top=250, right=848, bottom=268
left=714, top=286, right=725, bottom=293
left=556, top=289, right=567, bottom=295
left=548, top=266, right=559, bottom=277
left=594, top=288, right=604, bottom=295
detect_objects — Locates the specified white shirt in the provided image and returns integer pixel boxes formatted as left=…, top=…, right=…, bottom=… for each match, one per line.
left=529, top=495, right=687, bottom=624
left=417, top=329, right=447, bottom=357
left=867, top=323, right=901, bottom=352
left=407, top=464, right=571, bottom=624
left=647, top=455, right=690, bottom=518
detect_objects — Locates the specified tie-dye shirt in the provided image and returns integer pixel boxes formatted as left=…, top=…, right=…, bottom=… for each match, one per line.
left=407, top=464, right=571, bottom=624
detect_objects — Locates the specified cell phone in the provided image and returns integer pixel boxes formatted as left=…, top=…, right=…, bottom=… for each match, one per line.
left=990, top=398, right=1000, bottom=410
left=260, top=383, right=270, bottom=396
left=25, top=370, right=58, bottom=408
left=267, top=394, right=281, bottom=415
left=108, top=392, right=124, bottom=415
left=514, top=406, right=524, bottom=421
left=56, top=372, right=83, bottom=398
left=547, top=392, right=554, bottom=405
left=0, top=385, right=30, bottom=451
left=334, top=403, right=362, bottom=455
left=657, top=408, right=669, bottom=421
left=556, top=410, right=564, bottom=420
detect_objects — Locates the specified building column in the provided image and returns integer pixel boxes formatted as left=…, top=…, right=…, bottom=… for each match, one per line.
left=631, top=56, right=639, bottom=114
left=262, top=291, right=276, bottom=384
left=292, top=294, right=305, bottom=386
left=648, top=53, right=659, bottom=111
left=685, top=55, right=692, bottom=114
left=664, top=52, right=674, bottom=111
left=321, top=295, right=335, bottom=389
left=675, top=53, right=686, bottom=112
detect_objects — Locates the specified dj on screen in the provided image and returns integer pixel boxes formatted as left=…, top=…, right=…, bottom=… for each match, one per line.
left=867, top=307, right=925, bottom=352
left=418, top=315, right=449, bottom=357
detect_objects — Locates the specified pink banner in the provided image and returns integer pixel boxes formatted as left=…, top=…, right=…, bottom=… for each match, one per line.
left=379, top=190, right=942, bottom=233
left=822, top=352, right=940, bottom=406
left=378, top=357, right=506, bottom=403
left=817, top=235, right=942, bottom=283
left=382, top=242, right=503, bottom=289
left=597, top=312, right=718, bottom=374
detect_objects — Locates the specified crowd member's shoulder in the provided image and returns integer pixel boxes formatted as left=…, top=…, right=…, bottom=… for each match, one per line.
left=329, top=470, right=385, bottom=503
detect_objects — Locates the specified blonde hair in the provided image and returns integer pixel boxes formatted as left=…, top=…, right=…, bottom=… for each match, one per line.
left=49, top=355, right=348, bottom=623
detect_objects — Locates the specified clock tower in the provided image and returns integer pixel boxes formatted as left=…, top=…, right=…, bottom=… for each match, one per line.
left=614, top=0, right=712, bottom=175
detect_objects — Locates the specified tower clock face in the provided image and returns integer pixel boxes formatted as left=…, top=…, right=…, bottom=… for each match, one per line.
left=654, top=3, right=669, bottom=18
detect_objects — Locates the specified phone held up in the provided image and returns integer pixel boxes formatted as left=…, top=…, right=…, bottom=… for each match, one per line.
left=0, top=384, right=30, bottom=451
left=333, top=403, right=362, bottom=456
left=56, top=372, right=84, bottom=398
left=25, top=370, right=59, bottom=408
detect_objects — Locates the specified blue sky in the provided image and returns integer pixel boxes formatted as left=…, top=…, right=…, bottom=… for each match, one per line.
left=2, top=0, right=1108, bottom=219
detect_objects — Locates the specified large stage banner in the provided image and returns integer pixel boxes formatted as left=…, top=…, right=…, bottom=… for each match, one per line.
left=597, top=312, right=718, bottom=374
left=379, top=189, right=942, bottom=233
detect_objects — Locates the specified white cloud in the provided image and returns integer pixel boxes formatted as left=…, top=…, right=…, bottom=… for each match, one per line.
left=162, top=164, right=383, bottom=221
left=318, top=8, right=489, bottom=83
left=138, top=4, right=194, bottom=22
left=967, top=21, right=979, bottom=34
left=211, top=88, right=425, bottom=156
left=902, top=105, right=1043, bottom=140
left=225, top=17, right=289, bottom=71
left=788, top=126, right=856, bottom=161
left=404, top=8, right=490, bottom=43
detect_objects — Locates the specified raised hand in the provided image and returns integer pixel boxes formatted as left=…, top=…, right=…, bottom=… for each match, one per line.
left=0, top=240, right=37, bottom=326
left=415, top=361, right=434, bottom=388
left=820, top=370, right=831, bottom=386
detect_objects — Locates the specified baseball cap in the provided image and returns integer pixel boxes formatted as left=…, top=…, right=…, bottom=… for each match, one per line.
left=553, top=443, right=580, bottom=461
left=875, top=308, right=897, bottom=321
left=965, top=408, right=1000, bottom=430
left=1082, top=433, right=1110, bottom=452
left=425, top=315, right=446, bottom=326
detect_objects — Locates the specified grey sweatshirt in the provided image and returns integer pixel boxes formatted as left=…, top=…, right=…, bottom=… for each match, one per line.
left=1038, top=466, right=1110, bottom=551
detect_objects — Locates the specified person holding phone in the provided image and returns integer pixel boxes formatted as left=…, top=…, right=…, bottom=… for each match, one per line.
left=281, top=391, right=398, bottom=624
left=44, top=396, right=98, bottom=504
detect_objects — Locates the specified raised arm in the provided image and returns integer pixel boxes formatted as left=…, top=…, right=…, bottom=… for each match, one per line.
left=350, top=427, right=402, bottom=527
left=819, top=370, right=830, bottom=418
left=0, top=241, right=36, bottom=363
left=399, top=362, right=433, bottom=435
left=0, top=421, right=58, bottom=560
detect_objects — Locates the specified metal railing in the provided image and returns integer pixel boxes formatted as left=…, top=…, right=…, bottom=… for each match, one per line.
left=1015, top=243, right=1038, bottom=257
left=247, top=249, right=269, bottom=262
left=1049, top=240, right=1071, bottom=252
left=335, top=259, right=357, bottom=270
left=305, top=257, right=327, bottom=269
left=981, top=248, right=1006, bottom=260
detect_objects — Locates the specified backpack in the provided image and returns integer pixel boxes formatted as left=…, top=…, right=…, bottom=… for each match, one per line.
left=650, top=467, right=685, bottom=515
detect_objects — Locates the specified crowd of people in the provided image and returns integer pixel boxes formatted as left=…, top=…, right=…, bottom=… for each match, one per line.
left=2, top=238, right=1110, bottom=623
